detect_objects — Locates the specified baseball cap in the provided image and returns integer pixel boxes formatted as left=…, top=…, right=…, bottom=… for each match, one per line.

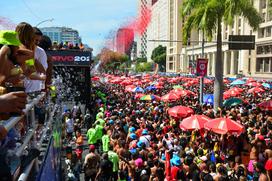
left=129, top=148, right=137, bottom=155
left=129, top=127, right=136, bottom=133
left=130, top=133, right=137, bottom=140
left=89, top=145, right=95, bottom=151
left=108, top=119, right=114, bottom=125
left=142, top=129, right=148, bottom=135
left=137, top=141, right=143, bottom=148
left=0, top=30, right=21, bottom=46
left=258, top=135, right=265, bottom=141
left=140, top=169, right=147, bottom=176
left=171, top=157, right=182, bottom=166
left=135, top=158, right=143, bottom=167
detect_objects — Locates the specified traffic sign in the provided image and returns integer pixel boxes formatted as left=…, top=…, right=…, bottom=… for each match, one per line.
left=196, top=58, right=208, bottom=76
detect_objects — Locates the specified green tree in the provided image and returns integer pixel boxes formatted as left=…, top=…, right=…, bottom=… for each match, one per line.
left=151, top=45, right=166, bottom=71
left=135, top=57, right=147, bottom=63
left=135, top=62, right=153, bottom=72
left=98, top=48, right=129, bottom=74
left=181, top=0, right=262, bottom=111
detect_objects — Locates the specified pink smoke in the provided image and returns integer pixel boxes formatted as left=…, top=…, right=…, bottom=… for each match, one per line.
left=0, top=17, right=16, bottom=30
left=103, top=6, right=152, bottom=54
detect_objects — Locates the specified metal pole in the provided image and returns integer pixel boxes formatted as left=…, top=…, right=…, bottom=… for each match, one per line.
left=199, top=31, right=205, bottom=104
left=36, top=18, right=54, bottom=27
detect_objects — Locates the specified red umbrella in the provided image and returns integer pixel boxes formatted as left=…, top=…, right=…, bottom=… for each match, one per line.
left=161, top=93, right=180, bottom=102
left=245, top=82, right=262, bottom=87
left=183, top=82, right=193, bottom=87
left=125, top=85, right=135, bottom=92
left=155, top=85, right=163, bottom=89
left=168, top=106, right=194, bottom=118
left=223, top=79, right=230, bottom=84
left=180, top=115, right=211, bottom=130
left=120, top=80, right=133, bottom=86
left=169, top=78, right=179, bottom=83
left=155, top=82, right=164, bottom=86
left=135, top=93, right=145, bottom=99
left=204, top=79, right=213, bottom=84
left=258, top=100, right=272, bottom=111
left=170, top=89, right=195, bottom=97
left=223, top=90, right=241, bottom=99
left=91, top=76, right=100, bottom=81
left=229, top=87, right=243, bottom=93
left=248, top=87, right=265, bottom=94
left=159, top=77, right=167, bottom=81
left=111, top=78, right=122, bottom=84
left=246, top=77, right=256, bottom=83
left=204, top=118, right=244, bottom=135
left=134, top=81, right=143, bottom=86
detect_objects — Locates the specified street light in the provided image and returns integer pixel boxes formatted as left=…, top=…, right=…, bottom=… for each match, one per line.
left=36, top=18, right=54, bottom=27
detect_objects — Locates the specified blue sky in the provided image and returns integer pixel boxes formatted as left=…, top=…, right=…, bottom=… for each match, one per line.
left=0, top=0, right=137, bottom=55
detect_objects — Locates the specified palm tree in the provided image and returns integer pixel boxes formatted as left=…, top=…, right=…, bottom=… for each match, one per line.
left=181, top=0, right=262, bottom=111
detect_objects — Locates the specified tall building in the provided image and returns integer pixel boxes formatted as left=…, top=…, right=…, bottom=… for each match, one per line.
left=137, top=0, right=152, bottom=58
left=130, top=41, right=138, bottom=61
left=40, top=27, right=81, bottom=45
left=179, top=0, right=272, bottom=78
left=254, top=0, right=272, bottom=77
left=116, top=28, right=134, bottom=56
left=146, top=0, right=169, bottom=62
left=166, top=0, right=183, bottom=72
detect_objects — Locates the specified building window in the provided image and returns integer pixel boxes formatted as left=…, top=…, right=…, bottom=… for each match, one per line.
left=238, top=29, right=241, bottom=35
left=257, top=46, right=264, bottom=54
left=248, top=58, right=251, bottom=72
left=262, top=12, right=266, bottom=22
left=264, top=58, right=270, bottom=72
left=258, top=28, right=265, bottom=38
left=264, top=45, right=270, bottom=54
left=271, top=58, right=272, bottom=72
left=266, top=27, right=271, bottom=37
left=261, top=0, right=267, bottom=9
left=238, top=18, right=241, bottom=27
left=169, top=62, right=174, bottom=70
left=269, top=12, right=272, bottom=21
left=256, top=58, right=264, bottom=72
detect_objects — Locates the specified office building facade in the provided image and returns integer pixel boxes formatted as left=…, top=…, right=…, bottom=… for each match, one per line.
left=166, top=0, right=183, bottom=72
left=116, top=28, right=134, bottom=56
left=137, top=0, right=152, bottom=58
left=146, top=0, right=169, bottom=62
left=179, top=0, right=272, bottom=78
left=40, top=27, right=81, bottom=45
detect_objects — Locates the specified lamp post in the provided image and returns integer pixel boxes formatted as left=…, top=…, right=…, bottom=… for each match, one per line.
left=36, top=18, right=54, bottom=27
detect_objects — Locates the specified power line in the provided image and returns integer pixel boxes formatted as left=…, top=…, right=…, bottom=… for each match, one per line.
left=149, top=39, right=255, bottom=44
left=21, top=0, right=42, bottom=20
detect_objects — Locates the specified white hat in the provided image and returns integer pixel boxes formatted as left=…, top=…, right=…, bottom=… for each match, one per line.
left=200, top=156, right=207, bottom=161
left=141, top=169, right=147, bottom=176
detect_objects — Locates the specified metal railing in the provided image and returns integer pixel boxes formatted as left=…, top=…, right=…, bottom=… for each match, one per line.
left=17, top=104, right=59, bottom=181
left=1, top=93, right=45, bottom=132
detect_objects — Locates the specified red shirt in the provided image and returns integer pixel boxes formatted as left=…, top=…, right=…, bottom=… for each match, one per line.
left=171, top=166, right=181, bottom=180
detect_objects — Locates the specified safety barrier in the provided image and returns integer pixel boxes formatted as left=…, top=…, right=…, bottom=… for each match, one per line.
left=17, top=104, right=59, bottom=181
left=0, top=92, right=59, bottom=181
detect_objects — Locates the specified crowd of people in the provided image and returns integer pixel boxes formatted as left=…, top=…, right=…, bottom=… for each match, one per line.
left=0, top=22, right=54, bottom=180
left=1, top=21, right=272, bottom=181
left=62, top=74, right=272, bottom=181
left=51, top=42, right=86, bottom=51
